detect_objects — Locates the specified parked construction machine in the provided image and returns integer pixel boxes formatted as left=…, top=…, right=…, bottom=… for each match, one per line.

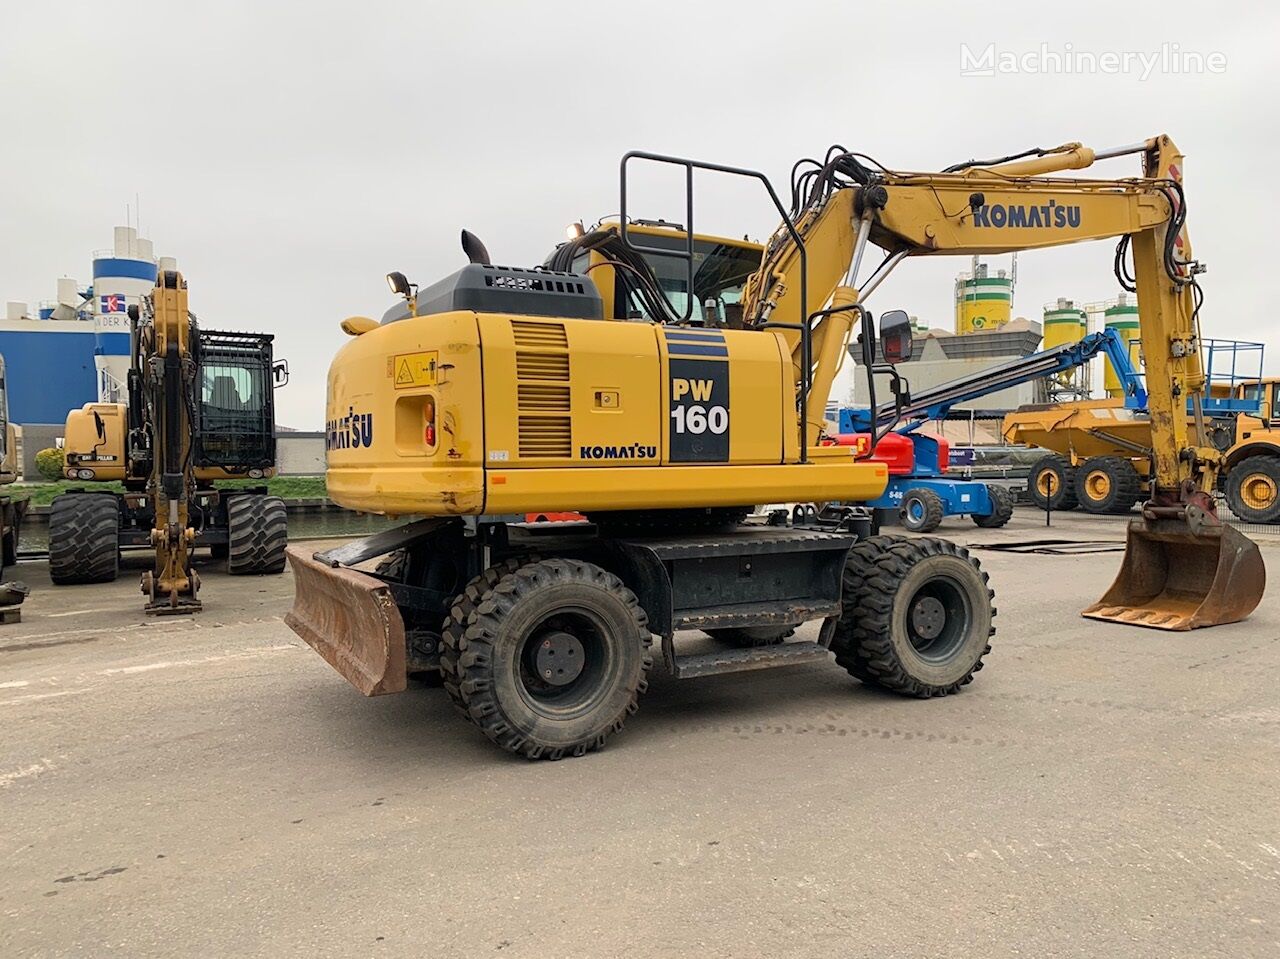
left=838, top=328, right=1144, bottom=531
left=0, top=354, right=26, bottom=573
left=286, top=135, right=1264, bottom=760
left=1008, top=361, right=1280, bottom=522
left=53, top=271, right=289, bottom=613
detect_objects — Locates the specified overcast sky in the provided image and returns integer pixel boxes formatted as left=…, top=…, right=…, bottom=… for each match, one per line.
left=2, top=2, right=1276, bottom=429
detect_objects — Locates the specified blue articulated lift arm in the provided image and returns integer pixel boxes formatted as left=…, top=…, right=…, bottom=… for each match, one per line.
left=840, top=328, right=1146, bottom=435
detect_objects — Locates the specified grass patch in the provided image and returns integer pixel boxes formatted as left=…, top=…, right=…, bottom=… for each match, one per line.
left=7, top=476, right=328, bottom=506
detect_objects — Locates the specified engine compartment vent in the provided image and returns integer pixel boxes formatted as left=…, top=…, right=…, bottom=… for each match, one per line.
left=518, top=415, right=573, bottom=458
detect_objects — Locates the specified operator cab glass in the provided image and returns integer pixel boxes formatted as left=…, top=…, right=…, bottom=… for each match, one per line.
left=570, top=229, right=762, bottom=326
left=194, top=331, right=278, bottom=471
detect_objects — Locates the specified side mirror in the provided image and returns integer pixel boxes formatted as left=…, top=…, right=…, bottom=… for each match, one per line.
left=879, top=309, right=913, bottom=364
left=272, top=360, right=290, bottom=388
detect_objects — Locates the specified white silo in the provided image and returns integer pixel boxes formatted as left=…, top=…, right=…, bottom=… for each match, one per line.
left=92, top=226, right=158, bottom=400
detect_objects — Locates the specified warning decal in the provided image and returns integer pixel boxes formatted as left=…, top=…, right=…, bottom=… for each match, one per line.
left=393, top=351, right=439, bottom=389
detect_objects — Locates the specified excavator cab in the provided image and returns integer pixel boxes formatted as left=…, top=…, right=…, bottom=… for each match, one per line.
left=192, top=330, right=279, bottom=475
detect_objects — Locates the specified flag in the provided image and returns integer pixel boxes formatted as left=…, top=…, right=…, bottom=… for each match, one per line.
left=100, top=293, right=126, bottom=314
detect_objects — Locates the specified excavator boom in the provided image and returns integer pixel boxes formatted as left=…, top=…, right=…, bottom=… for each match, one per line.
left=741, top=135, right=1263, bottom=629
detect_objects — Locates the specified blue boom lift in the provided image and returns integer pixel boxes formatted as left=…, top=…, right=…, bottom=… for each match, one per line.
left=838, top=328, right=1144, bottom=532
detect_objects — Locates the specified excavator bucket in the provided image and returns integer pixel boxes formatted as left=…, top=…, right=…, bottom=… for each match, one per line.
left=284, top=546, right=407, bottom=695
left=1082, top=518, right=1265, bottom=630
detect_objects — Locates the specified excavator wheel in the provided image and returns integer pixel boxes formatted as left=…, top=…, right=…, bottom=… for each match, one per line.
left=48, top=493, right=119, bottom=585
left=1029, top=455, right=1078, bottom=511
left=450, top=558, right=653, bottom=760
left=705, top=625, right=797, bottom=647
left=440, top=557, right=532, bottom=715
left=899, top=488, right=944, bottom=533
left=973, top=484, right=1015, bottom=528
left=1074, top=456, right=1142, bottom=515
left=227, top=495, right=288, bottom=575
left=832, top=535, right=994, bottom=697
left=1224, top=455, right=1280, bottom=524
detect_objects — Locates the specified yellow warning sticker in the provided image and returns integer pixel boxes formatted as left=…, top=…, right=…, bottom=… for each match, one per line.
left=393, top=351, right=438, bottom=389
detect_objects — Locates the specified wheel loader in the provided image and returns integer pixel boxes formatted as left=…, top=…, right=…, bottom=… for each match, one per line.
left=286, top=136, right=1264, bottom=760
left=53, top=272, right=290, bottom=613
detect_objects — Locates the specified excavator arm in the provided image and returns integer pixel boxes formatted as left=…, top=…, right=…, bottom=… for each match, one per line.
left=741, top=135, right=1263, bottom=629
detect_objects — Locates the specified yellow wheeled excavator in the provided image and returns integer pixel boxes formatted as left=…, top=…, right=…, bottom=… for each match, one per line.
left=52, top=271, right=289, bottom=613
left=286, top=135, right=1264, bottom=760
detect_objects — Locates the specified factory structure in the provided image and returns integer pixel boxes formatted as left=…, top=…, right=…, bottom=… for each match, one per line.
left=849, top=254, right=1142, bottom=422
left=2, top=226, right=173, bottom=427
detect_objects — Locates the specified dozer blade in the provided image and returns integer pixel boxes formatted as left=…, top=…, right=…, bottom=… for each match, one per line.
left=284, top=546, right=407, bottom=695
left=1082, top=518, right=1265, bottom=630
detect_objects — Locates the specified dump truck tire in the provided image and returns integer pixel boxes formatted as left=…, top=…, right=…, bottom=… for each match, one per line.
left=1074, top=456, right=1142, bottom=515
left=832, top=535, right=994, bottom=697
left=453, top=558, right=652, bottom=760
left=1225, top=455, right=1280, bottom=524
left=227, top=494, right=288, bottom=574
left=973, top=484, right=1015, bottom=528
left=899, top=488, right=944, bottom=533
left=1029, top=455, right=1078, bottom=511
left=706, top=625, right=797, bottom=647
left=49, top=493, right=119, bottom=585
left=440, top=557, right=532, bottom=715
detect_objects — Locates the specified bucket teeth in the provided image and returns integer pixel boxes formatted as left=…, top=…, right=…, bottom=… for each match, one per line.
left=284, top=546, right=407, bottom=695
left=1082, top=518, right=1266, bottom=631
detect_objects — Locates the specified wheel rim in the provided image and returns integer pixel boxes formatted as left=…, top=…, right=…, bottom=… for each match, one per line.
left=905, top=576, right=973, bottom=662
left=516, top=607, right=612, bottom=716
left=907, top=500, right=924, bottom=522
left=1241, top=473, right=1278, bottom=510
left=1036, top=471, right=1058, bottom=498
left=1084, top=470, right=1111, bottom=501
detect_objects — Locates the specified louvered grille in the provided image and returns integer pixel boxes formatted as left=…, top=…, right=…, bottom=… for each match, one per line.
left=515, top=352, right=570, bottom=381
left=517, top=384, right=571, bottom=411
left=512, top=319, right=571, bottom=458
left=517, top=416, right=572, bottom=458
left=511, top=320, right=569, bottom=349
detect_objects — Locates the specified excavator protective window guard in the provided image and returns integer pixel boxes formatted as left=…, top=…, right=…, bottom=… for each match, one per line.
left=619, top=150, right=813, bottom=461
left=193, top=330, right=277, bottom=470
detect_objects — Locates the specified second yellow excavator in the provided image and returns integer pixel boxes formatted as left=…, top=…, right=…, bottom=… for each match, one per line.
left=284, top=134, right=1264, bottom=760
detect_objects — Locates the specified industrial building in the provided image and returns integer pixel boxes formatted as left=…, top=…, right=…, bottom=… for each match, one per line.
left=2, top=226, right=170, bottom=426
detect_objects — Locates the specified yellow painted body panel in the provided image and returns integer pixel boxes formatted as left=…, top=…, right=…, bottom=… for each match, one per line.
left=324, top=308, right=887, bottom=517
left=63, top=402, right=276, bottom=484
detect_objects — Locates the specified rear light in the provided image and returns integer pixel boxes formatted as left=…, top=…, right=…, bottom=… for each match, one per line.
left=424, top=396, right=437, bottom=447
left=76, top=468, right=95, bottom=480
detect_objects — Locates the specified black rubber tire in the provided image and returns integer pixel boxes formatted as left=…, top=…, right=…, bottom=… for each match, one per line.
left=452, top=558, right=653, bottom=760
left=705, top=625, right=797, bottom=647
left=1028, top=455, right=1078, bottom=511
left=899, top=488, right=944, bottom=533
left=832, top=535, right=994, bottom=697
left=973, top=484, right=1015, bottom=528
left=2, top=525, right=17, bottom=568
left=440, top=557, right=531, bottom=716
left=1224, top=455, right=1280, bottom=524
left=226, top=494, right=288, bottom=574
left=588, top=506, right=750, bottom=535
left=48, top=493, right=120, bottom=585
left=1073, top=456, right=1142, bottom=515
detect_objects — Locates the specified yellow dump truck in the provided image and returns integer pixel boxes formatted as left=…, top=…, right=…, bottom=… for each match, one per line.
left=1005, top=378, right=1280, bottom=521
